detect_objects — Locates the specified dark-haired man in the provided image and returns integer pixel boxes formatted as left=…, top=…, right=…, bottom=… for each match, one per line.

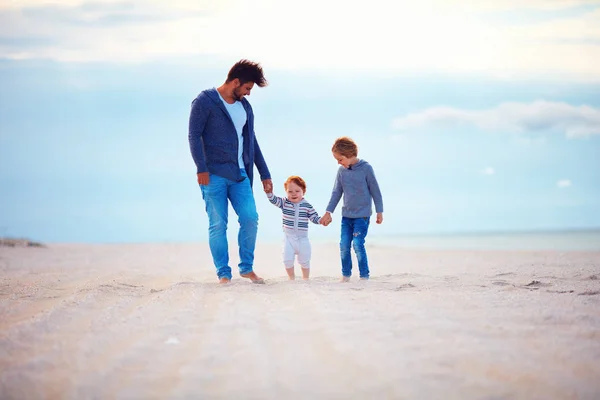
left=189, top=59, right=272, bottom=284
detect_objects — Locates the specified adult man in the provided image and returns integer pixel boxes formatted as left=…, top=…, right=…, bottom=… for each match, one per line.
left=188, top=59, right=272, bottom=284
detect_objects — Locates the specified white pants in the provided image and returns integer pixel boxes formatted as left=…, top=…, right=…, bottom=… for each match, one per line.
left=283, top=234, right=311, bottom=269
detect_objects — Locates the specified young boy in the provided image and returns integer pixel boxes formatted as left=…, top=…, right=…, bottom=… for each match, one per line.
left=266, top=176, right=323, bottom=280
left=321, top=137, right=384, bottom=281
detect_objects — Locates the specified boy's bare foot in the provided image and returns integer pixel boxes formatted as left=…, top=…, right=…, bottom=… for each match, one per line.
left=360, top=277, right=369, bottom=281
left=219, top=277, right=231, bottom=284
left=240, top=271, right=265, bottom=284
left=340, top=276, right=350, bottom=282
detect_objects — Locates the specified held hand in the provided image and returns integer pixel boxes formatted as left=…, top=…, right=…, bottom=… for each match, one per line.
left=197, top=172, right=209, bottom=185
left=376, top=212, right=383, bottom=224
left=320, top=213, right=332, bottom=226
left=262, top=179, right=273, bottom=194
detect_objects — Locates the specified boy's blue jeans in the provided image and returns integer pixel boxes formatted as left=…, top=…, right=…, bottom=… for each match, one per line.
left=200, top=169, right=258, bottom=280
left=340, top=216, right=371, bottom=278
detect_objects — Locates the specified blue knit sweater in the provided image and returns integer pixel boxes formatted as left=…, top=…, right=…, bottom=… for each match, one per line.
left=326, top=159, right=384, bottom=218
left=188, top=88, right=271, bottom=186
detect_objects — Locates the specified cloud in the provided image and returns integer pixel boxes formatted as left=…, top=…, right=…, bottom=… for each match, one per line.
left=557, top=179, right=572, bottom=188
left=480, top=167, right=496, bottom=175
left=19, top=2, right=197, bottom=26
left=0, top=0, right=599, bottom=80
left=392, top=100, right=600, bottom=138
left=456, top=0, right=599, bottom=11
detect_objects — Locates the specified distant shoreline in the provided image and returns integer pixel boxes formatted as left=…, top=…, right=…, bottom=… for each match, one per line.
left=2, top=227, right=599, bottom=251
left=0, top=237, right=45, bottom=248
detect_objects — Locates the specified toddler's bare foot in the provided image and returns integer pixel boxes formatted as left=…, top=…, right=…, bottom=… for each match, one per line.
left=240, top=271, right=265, bottom=284
left=219, top=277, right=231, bottom=284
left=340, top=276, right=350, bottom=283
left=301, top=267, right=310, bottom=280
left=285, top=267, right=295, bottom=281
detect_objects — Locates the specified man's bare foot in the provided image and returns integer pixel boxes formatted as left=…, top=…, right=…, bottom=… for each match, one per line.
left=288, top=276, right=296, bottom=281
left=219, top=277, right=231, bottom=284
left=240, top=271, right=265, bottom=284
left=340, top=276, right=350, bottom=282
left=360, top=277, right=369, bottom=281
left=302, top=277, right=310, bottom=281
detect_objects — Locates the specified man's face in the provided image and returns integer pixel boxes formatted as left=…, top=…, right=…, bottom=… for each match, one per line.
left=233, top=80, right=255, bottom=101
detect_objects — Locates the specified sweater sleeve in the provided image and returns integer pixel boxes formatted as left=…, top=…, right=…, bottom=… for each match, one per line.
left=305, top=202, right=322, bottom=224
left=366, top=165, right=384, bottom=213
left=267, top=192, right=285, bottom=209
left=326, top=169, right=343, bottom=213
left=188, top=97, right=209, bottom=174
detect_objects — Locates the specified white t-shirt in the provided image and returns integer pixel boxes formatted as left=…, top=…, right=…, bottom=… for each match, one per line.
left=217, top=90, right=247, bottom=168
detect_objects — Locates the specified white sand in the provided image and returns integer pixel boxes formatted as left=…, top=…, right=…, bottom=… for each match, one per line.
left=1, top=242, right=599, bottom=399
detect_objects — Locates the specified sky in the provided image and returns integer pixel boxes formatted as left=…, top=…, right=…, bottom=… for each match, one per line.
left=1, top=0, right=599, bottom=243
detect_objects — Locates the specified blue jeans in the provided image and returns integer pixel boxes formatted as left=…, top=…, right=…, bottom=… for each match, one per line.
left=200, top=169, right=258, bottom=279
left=340, top=217, right=371, bottom=278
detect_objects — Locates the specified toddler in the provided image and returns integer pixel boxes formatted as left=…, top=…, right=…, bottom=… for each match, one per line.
left=266, top=176, right=323, bottom=280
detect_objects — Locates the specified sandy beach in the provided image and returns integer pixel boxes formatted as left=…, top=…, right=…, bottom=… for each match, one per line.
left=1, top=242, right=599, bottom=399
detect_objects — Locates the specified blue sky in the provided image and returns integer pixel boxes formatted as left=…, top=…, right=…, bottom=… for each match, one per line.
left=1, top=0, right=599, bottom=243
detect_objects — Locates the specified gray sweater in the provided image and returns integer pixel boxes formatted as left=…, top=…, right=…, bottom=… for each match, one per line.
left=326, top=159, right=384, bottom=218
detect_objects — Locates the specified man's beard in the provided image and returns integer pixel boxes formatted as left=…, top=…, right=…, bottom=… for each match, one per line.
left=232, top=89, right=243, bottom=101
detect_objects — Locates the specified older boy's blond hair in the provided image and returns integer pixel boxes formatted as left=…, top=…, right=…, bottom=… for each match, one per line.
left=331, top=136, right=358, bottom=158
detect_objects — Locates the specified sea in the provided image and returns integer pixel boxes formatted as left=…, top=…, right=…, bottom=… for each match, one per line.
left=366, top=229, right=600, bottom=251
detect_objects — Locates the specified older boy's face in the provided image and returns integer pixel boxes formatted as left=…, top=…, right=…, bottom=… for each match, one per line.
left=333, top=152, right=352, bottom=169
left=286, top=182, right=304, bottom=203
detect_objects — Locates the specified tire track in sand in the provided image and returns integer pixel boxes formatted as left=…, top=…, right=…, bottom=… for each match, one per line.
left=96, top=281, right=222, bottom=399
left=168, top=280, right=373, bottom=399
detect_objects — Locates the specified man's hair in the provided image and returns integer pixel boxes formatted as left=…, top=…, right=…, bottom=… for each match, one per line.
left=332, top=136, right=358, bottom=158
left=227, top=59, right=268, bottom=87
left=284, top=176, right=307, bottom=193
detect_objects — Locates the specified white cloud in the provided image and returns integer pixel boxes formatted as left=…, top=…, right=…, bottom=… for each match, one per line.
left=392, top=100, right=600, bottom=138
left=557, top=179, right=572, bottom=188
left=459, top=0, right=599, bottom=11
left=480, top=167, right=495, bottom=175
left=0, top=0, right=599, bottom=80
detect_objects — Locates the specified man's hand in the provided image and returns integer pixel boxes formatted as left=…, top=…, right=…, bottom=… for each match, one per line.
left=320, top=212, right=332, bottom=226
left=197, top=172, right=209, bottom=185
left=262, top=179, right=273, bottom=194
left=376, top=212, right=383, bottom=224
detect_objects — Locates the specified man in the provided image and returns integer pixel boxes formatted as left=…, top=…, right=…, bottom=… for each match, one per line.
left=188, top=59, right=272, bottom=284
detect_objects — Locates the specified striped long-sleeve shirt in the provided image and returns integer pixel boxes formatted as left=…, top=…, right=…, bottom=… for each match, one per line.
left=267, top=193, right=322, bottom=237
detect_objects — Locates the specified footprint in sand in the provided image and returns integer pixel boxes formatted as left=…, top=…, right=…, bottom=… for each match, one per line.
left=523, top=280, right=552, bottom=288
left=393, top=283, right=415, bottom=291
left=578, top=290, right=600, bottom=296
